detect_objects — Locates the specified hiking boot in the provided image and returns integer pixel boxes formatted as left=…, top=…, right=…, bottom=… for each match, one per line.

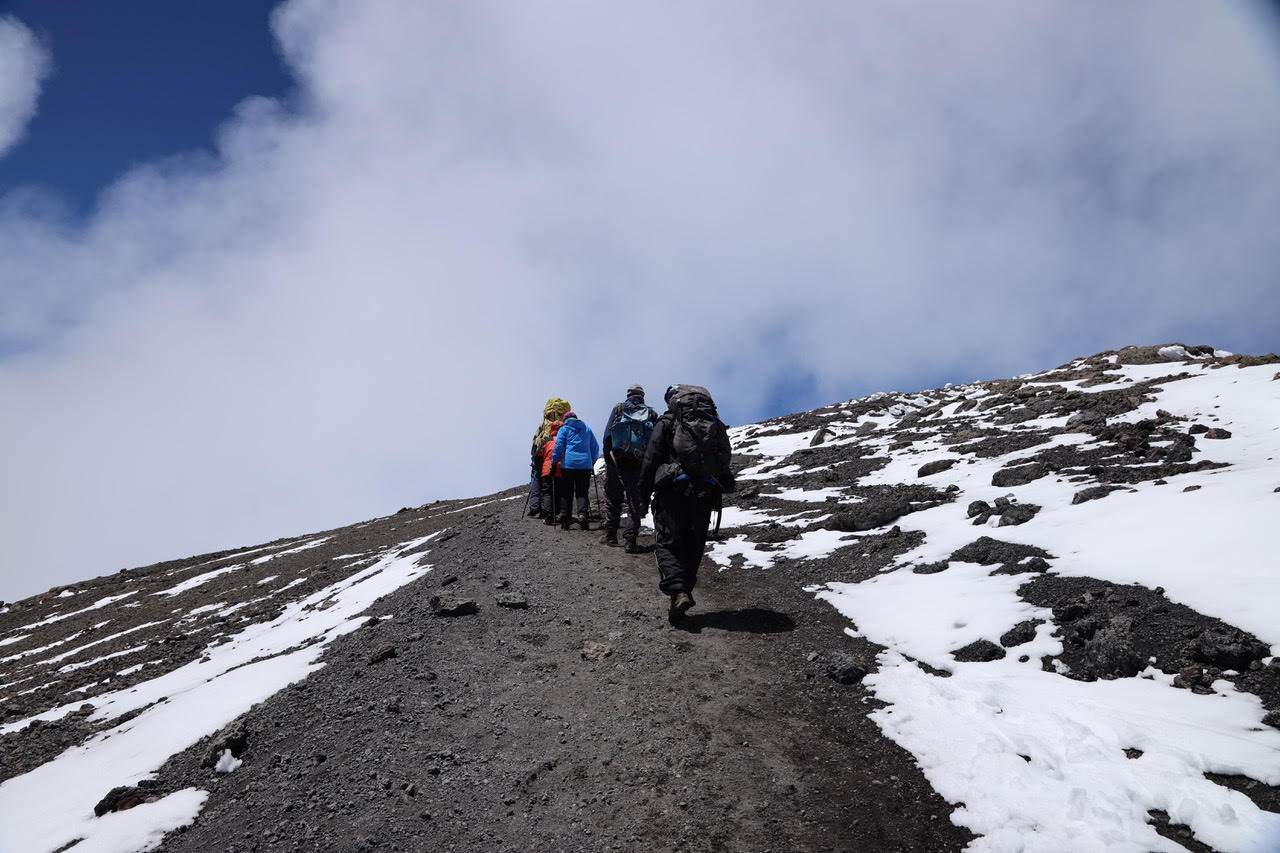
left=623, top=537, right=640, bottom=554
left=600, top=530, right=619, bottom=547
left=579, top=516, right=590, bottom=531
left=543, top=515, right=557, bottom=526
left=560, top=517, right=571, bottom=530
left=668, top=592, right=695, bottom=624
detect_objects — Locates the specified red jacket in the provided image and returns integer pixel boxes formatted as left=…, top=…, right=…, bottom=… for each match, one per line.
left=540, top=422, right=563, bottom=477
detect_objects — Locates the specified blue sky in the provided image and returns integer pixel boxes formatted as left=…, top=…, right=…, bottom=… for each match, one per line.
left=0, top=0, right=292, bottom=216
left=1, top=1, right=1278, bottom=601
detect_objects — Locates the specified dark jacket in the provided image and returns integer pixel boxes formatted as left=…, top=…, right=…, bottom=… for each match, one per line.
left=638, top=413, right=677, bottom=501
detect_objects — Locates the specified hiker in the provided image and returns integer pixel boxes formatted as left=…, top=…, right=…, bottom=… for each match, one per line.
left=638, top=385, right=735, bottom=623
left=600, top=384, right=657, bottom=552
left=551, top=411, right=600, bottom=531
left=529, top=397, right=571, bottom=518
left=537, top=418, right=565, bottom=525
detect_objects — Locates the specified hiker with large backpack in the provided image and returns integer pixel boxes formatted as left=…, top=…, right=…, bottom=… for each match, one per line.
left=599, top=384, right=657, bottom=553
left=638, top=384, right=735, bottom=623
left=528, top=397, right=571, bottom=519
left=551, top=412, right=601, bottom=531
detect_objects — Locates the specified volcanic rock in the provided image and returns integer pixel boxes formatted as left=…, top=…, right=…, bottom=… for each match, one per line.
left=917, top=459, right=957, bottom=478
left=825, top=653, right=869, bottom=685
left=369, top=643, right=398, bottom=664
left=951, top=640, right=1006, bottom=663
left=991, top=462, right=1049, bottom=488
left=1000, top=621, right=1041, bottom=648
left=429, top=595, right=478, bottom=617
left=94, top=785, right=149, bottom=817
left=200, top=716, right=249, bottom=769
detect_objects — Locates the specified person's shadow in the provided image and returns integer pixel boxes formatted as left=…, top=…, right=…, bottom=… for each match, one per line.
left=674, top=607, right=795, bottom=634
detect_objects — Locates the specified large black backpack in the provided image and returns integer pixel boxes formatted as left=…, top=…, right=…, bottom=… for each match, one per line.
left=667, top=385, right=734, bottom=493
left=608, top=400, right=657, bottom=462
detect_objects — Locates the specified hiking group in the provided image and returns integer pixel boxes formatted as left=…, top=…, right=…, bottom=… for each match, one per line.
left=526, top=384, right=735, bottom=623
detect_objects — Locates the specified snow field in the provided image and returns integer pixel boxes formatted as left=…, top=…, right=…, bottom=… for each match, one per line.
left=867, top=654, right=1280, bottom=853
left=0, top=532, right=442, bottom=853
left=716, top=359, right=1280, bottom=852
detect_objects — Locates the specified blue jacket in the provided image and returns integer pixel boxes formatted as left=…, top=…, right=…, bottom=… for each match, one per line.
left=552, top=415, right=600, bottom=470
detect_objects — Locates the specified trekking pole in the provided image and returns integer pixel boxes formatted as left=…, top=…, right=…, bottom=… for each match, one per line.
left=592, top=468, right=602, bottom=520
left=522, top=454, right=534, bottom=518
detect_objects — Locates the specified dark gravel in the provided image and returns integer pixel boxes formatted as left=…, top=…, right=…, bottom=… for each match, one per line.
left=141, top=499, right=972, bottom=853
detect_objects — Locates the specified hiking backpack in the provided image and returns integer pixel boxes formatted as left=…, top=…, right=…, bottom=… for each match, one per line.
left=608, top=400, right=657, bottom=461
left=667, top=385, right=734, bottom=493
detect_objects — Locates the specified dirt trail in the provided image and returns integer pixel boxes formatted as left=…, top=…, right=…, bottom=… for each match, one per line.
left=154, top=495, right=971, bottom=853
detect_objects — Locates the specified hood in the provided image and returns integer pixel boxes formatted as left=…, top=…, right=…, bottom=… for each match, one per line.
left=544, top=397, right=571, bottom=420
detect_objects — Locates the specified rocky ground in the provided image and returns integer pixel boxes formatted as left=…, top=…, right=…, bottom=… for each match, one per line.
left=0, top=495, right=972, bottom=853
left=152, top=504, right=971, bottom=853
left=1, top=344, right=1277, bottom=852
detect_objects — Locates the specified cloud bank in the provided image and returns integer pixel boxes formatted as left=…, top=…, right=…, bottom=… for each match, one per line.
left=0, top=16, right=50, bottom=157
left=1, top=0, right=1278, bottom=601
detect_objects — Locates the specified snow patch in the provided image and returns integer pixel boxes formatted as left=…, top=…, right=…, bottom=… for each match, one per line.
left=0, top=533, right=440, bottom=853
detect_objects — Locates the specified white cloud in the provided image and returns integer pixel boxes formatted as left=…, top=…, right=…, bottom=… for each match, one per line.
left=0, top=16, right=51, bottom=157
left=1, top=0, right=1278, bottom=601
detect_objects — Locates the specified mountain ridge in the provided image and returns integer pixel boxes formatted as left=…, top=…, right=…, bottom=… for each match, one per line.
left=1, top=343, right=1278, bottom=852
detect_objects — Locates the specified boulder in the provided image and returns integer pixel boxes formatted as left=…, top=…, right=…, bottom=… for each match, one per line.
left=1022, top=556, right=1051, bottom=573
left=950, top=536, right=1052, bottom=569
left=368, top=644, right=398, bottom=664
left=825, top=653, right=869, bottom=685
left=201, top=716, right=250, bottom=769
left=917, top=459, right=957, bottom=478
left=1173, top=665, right=1215, bottom=694
left=430, top=595, right=478, bottom=617
left=997, top=502, right=1040, bottom=527
left=825, top=498, right=912, bottom=532
left=1066, top=410, right=1107, bottom=430
left=1000, top=620, right=1041, bottom=648
left=1072, top=485, right=1122, bottom=505
left=94, top=786, right=149, bottom=817
left=991, top=462, right=1049, bottom=488
left=951, top=640, right=1006, bottom=662
left=966, top=500, right=992, bottom=520
left=1186, top=629, right=1269, bottom=670
left=1083, top=618, right=1145, bottom=679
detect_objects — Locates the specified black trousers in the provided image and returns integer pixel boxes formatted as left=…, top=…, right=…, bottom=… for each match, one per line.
left=539, top=474, right=559, bottom=517
left=559, top=468, right=591, bottom=521
left=528, top=457, right=543, bottom=514
left=602, top=454, right=643, bottom=540
left=652, top=485, right=712, bottom=595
